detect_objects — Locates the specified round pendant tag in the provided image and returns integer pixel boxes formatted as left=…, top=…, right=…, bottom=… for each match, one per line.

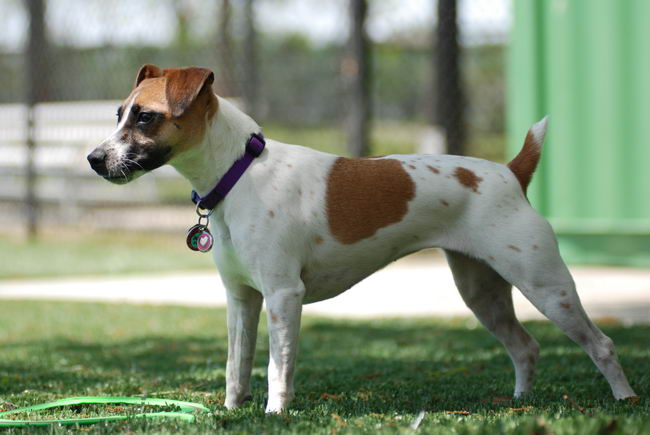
left=186, top=225, right=204, bottom=251
left=196, top=230, right=213, bottom=252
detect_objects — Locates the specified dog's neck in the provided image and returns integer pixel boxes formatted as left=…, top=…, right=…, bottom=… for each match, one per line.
left=169, top=96, right=261, bottom=196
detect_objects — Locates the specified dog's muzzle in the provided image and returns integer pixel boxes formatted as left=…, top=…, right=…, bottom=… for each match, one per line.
left=87, top=148, right=108, bottom=176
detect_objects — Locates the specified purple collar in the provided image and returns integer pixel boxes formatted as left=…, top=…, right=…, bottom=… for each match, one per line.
left=191, top=133, right=265, bottom=210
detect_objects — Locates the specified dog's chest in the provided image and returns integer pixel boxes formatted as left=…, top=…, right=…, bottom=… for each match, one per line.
left=211, top=229, right=257, bottom=288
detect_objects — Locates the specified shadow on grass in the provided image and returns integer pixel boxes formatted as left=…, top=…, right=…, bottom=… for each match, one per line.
left=2, top=317, right=648, bottom=416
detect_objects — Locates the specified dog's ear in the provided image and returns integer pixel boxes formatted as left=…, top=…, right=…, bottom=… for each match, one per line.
left=162, top=67, right=215, bottom=118
left=134, top=64, right=163, bottom=88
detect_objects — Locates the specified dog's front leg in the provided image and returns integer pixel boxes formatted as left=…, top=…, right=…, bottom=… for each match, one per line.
left=225, top=283, right=263, bottom=409
left=264, top=284, right=305, bottom=413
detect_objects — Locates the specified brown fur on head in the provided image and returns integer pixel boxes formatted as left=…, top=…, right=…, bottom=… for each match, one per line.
left=87, top=64, right=218, bottom=184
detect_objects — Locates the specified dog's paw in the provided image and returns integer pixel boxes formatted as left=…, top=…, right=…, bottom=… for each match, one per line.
left=264, top=392, right=293, bottom=414
left=225, top=394, right=254, bottom=410
left=264, top=401, right=285, bottom=414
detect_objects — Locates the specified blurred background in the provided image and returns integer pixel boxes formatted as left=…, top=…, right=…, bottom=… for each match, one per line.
left=0, top=0, right=648, bottom=280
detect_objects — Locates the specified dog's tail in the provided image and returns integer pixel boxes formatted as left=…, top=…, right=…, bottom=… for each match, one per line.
left=508, top=116, right=548, bottom=195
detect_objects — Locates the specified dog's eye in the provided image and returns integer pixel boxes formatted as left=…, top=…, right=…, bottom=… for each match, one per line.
left=137, top=112, right=155, bottom=125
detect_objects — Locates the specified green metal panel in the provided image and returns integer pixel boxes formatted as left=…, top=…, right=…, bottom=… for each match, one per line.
left=508, top=0, right=650, bottom=266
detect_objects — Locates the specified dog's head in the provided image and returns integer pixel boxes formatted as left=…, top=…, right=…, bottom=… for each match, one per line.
left=87, top=64, right=217, bottom=184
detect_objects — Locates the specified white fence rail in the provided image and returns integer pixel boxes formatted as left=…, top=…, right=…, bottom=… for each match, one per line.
left=0, top=100, right=181, bottom=205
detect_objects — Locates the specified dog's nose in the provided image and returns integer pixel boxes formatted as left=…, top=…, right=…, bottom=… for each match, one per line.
left=87, top=148, right=107, bottom=174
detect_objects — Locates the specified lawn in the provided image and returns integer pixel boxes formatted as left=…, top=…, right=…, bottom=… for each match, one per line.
left=0, top=231, right=214, bottom=279
left=0, top=300, right=648, bottom=433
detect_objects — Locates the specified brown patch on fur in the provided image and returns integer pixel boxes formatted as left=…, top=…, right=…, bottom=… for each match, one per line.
left=128, top=66, right=218, bottom=158
left=532, top=244, right=539, bottom=250
left=508, top=129, right=542, bottom=195
left=408, top=164, right=416, bottom=170
left=560, top=290, right=567, bottom=297
left=287, top=164, right=293, bottom=168
left=268, top=210, right=275, bottom=218
left=560, top=302, right=571, bottom=311
left=488, top=255, right=495, bottom=261
left=270, top=311, right=279, bottom=323
left=440, top=199, right=449, bottom=207
left=326, top=157, right=415, bottom=244
left=427, top=165, right=440, bottom=174
left=507, top=245, right=521, bottom=252
left=135, top=64, right=162, bottom=87
left=133, top=77, right=168, bottom=114
left=454, top=167, right=483, bottom=193
left=163, top=67, right=215, bottom=118
left=314, top=236, right=324, bottom=244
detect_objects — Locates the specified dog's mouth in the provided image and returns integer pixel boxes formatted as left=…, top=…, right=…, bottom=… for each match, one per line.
left=101, top=162, right=147, bottom=184
left=88, top=144, right=172, bottom=185
left=102, top=174, right=135, bottom=184
left=90, top=158, right=142, bottom=184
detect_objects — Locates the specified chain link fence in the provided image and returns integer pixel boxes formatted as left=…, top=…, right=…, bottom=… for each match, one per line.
left=0, top=0, right=510, bottom=234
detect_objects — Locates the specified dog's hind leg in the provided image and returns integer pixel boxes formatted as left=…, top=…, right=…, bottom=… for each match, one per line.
left=445, top=250, right=540, bottom=397
left=480, top=211, right=637, bottom=399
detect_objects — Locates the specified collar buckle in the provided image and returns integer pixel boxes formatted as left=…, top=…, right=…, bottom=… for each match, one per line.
left=246, top=133, right=266, bottom=157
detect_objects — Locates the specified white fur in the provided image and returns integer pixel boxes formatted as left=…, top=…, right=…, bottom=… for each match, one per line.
left=168, top=98, right=636, bottom=412
left=110, top=95, right=136, bottom=164
left=97, top=93, right=147, bottom=183
left=530, top=116, right=548, bottom=148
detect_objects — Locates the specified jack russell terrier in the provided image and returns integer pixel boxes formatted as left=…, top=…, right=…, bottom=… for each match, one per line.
left=87, top=65, right=637, bottom=413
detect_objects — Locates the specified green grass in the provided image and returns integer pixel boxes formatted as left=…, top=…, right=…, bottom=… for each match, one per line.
left=0, top=231, right=214, bottom=279
left=0, top=300, right=648, bottom=433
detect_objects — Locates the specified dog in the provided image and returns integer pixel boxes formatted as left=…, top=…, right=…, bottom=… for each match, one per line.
left=87, top=65, right=637, bottom=413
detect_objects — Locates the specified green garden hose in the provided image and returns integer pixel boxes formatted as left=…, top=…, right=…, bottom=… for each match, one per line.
left=0, top=396, right=210, bottom=427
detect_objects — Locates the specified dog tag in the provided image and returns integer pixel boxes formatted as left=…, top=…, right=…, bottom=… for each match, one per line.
left=186, top=224, right=204, bottom=251
left=196, top=229, right=213, bottom=252
left=187, top=205, right=215, bottom=253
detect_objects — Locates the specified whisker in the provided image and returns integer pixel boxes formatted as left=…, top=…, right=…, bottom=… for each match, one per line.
left=124, top=158, right=144, bottom=170
left=118, top=161, right=129, bottom=181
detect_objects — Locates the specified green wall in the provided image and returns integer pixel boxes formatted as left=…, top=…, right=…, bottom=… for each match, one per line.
left=507, top=0, right=650, bottom=266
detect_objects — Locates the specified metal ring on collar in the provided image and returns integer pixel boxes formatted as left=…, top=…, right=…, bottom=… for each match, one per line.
left=195, top=203, right=214, bottom=218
